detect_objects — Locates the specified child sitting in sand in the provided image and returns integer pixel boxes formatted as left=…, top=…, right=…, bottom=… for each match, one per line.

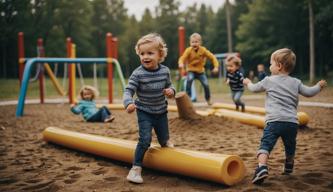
left=226, top=55, right=245, bottom=112
left=70, top=85, right=115, bottom=123
left=123, top=33, right=175, bottom=184
left=243, top=48, right=327, bottom=185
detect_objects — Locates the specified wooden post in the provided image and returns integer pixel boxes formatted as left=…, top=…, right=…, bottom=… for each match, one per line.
left=175, top=92, right=200, bottom=120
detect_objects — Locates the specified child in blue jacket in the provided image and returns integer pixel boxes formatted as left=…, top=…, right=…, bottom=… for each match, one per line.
left=70, top=85, right=115, bottom=123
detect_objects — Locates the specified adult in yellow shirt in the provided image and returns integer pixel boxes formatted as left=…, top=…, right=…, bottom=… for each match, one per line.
left=178, top=33, right=219, bottom=105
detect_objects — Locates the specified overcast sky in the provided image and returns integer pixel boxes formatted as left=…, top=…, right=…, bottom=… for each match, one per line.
left=123, top=0, right=227, bottom=20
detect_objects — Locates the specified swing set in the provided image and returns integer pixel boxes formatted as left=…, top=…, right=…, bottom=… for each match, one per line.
left=16, top=32, right=126, bottom=117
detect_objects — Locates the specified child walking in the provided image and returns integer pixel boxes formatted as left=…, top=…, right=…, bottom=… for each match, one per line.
left=257, top=63, right=267, bottom=81
left=70, top=85, right=115, bottom=123
left=243, top=48, right=327, bottom=185
left=226, top=55, right=245, bottom=112
left=178, top=33, right=219, bottom=105
left=123, top=33, right=175, bottom=184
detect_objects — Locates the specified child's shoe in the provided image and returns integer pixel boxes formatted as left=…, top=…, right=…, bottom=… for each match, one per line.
left=283, top=160, right=294, bottom=175
left=161, top=140, right=174, bottom=148
left=126, top=166, right=143, bottom=184
left=252, top=165, right=268, bottom=185
left=207, top=100, right=213, bottom=106
left=241, top=104, right=245, bottom=112
left=235, top=105, right=239, bottom=111
left=104, top=115, right=115, bottom=123
left=166, top=140, right=174, bottom=148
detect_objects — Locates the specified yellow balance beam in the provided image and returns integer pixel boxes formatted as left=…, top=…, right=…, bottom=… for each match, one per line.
left=42, top=127, right=246, bottom=186
left=213, top=103, right=266, bottom=114
left=215, top=109, right=310, bottom=128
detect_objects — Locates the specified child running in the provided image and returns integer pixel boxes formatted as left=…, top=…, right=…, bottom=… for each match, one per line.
left=243, top=48, right=327, bottom=184
left=178, top=33, right=219, bottom=105
left=70, top=85, right=115, bottom=123
left=226, top=55, right=245, bottom=112
left=123, top=33, right=175, bottom=184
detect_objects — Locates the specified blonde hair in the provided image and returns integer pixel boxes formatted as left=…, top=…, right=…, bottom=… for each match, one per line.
left=271, top=48, right=296, bottom=73
left=135, top=33, right=168, bottom=63
left=79, top=85, right=99, bottom=100
left=226, top=55, right=242, bottom=67
left=190, top=33, right=202, bottom=42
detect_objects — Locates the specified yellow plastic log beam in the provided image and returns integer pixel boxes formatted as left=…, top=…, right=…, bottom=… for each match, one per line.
left=213, top=103, right=265, bottom=114
left=42, top=127, right=246, bottom=186
left=215, top=109, right=309, bottom=128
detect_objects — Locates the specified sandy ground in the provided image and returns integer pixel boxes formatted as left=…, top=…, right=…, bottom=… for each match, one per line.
left=0, top=89, right=333, bottom=192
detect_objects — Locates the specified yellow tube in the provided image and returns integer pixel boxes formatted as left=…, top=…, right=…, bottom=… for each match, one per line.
left=212, top=103, right=266, bottom=114
left=44, top=64, right=66, bottom=96
left=213, top=103, right=309, bottom=126
left=215, top=109, right=265, bottom=128
left=42, top=127, right=246, bottom=186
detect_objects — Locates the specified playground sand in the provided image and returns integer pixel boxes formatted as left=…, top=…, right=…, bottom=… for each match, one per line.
left=0, top=91, right=333, bottom=191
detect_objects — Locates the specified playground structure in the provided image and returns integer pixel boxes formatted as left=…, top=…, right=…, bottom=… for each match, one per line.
left=43, top=127, right=246, bottom=186
left=16, top=33, right=126, bottom=117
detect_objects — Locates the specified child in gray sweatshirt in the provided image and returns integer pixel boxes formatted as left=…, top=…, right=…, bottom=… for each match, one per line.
left=243, top=48, right=327, bottom=185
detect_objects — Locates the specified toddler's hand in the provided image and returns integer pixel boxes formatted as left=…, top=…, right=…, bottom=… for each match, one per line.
left=163, top=88, right=174, bottom=98
left=212, top=67, right=218, bottom=74
left=317, top=80, right=327, bottom=90
left=126, top=103, right=136, bottom=113
left=243, top=78, right=252, bottom=85
left=225, top=78, right=230, bottom=84
left=70, top=103, right=76, bottom=108
left=178, top=63, right=184, bottom=68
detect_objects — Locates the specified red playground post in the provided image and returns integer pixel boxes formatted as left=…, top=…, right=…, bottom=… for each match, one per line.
left=106, top=33, right=113, bottom=103
left=37, top=38, right=45, bottom=104
left=112, top=37, right=118, bottom=59
left=18, top=32, right=25, bottom=86
left=178, top=26, right=186, bottom=77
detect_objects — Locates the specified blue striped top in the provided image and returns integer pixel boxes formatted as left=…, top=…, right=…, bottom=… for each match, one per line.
left=123, top=64, right=175, bottom=114
left=227, top=70, right=244, bottom=91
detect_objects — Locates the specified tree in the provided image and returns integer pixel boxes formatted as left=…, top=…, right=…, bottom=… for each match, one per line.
left=236, top=0, right=309, bottom=76
left=155, top=0, right=180, bottom=69
left=139, top=8, right=155, bottom=35
left=309, top=0, right=315, bottom=83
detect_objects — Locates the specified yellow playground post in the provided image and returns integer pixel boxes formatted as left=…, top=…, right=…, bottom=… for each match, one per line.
left=42, top=127, right=246, bottom=186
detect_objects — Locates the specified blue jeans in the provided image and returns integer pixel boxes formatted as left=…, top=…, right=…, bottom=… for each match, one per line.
left=87, top=106, right=111, bottom=122
left=133, top=110, right=170, bottom=167
left=258, top=121, right=298, bottom=159
left=231, top=90, right=244, bottom=107
left=186, top=72, right=210, bottom=101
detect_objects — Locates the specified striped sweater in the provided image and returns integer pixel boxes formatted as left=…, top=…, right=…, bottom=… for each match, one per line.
left=123, top=64, right=175, bottom=114
left=227, top=70, right=244, bottom=91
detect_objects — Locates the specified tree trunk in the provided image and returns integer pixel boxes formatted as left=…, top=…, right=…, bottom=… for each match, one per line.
left=175, top=92, right=201, bottom=120
left=225, top=0, right=233, bottom=53
left=309, top=0, right=315, bottom=83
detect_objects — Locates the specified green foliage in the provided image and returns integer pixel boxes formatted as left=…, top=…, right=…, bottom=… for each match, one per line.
left=0, top=0, right=332, bottom=80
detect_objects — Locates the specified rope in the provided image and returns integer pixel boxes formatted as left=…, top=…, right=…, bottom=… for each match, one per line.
left=29, top=63, right=42, bottom=82
left=54, top=63, right=58, bottom=77
left=76, top=63, right=85, bottom=87
left=93, top=63, right=98, bottom=90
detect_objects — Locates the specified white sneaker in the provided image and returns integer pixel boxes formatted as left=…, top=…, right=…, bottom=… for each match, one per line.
left=165, top=140, right=174, bottom=148
left=126, top=166, right=143, bottom=184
